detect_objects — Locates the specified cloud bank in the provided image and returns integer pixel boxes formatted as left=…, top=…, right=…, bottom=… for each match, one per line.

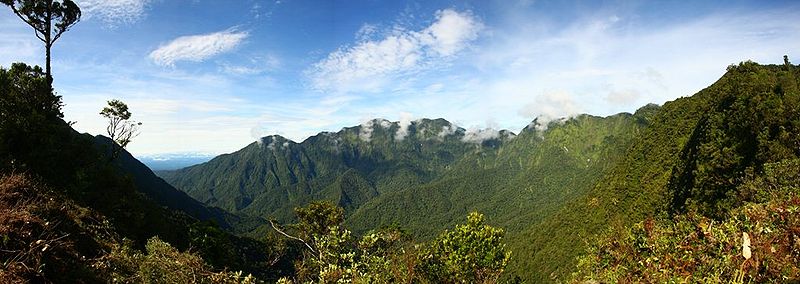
left=308, top=9, right=482, bottom=93
left=150, top=29, right=248, bottom=67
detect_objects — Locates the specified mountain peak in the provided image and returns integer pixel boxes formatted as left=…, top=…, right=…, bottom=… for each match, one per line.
left=256, top=135, right=295, bottom=150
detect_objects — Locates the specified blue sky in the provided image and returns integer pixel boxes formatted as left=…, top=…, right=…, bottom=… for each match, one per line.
left=1, top=0, right=799, bottom=156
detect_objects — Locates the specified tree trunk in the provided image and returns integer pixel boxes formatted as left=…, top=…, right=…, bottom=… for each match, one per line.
left=45, top=0, right=53, bottom=88
left=46, top=44, right=52, bottom=86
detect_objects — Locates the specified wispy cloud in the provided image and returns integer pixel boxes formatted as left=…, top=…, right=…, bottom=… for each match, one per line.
left=219, top=54, right=280, bottom=75
left=308, top=9, right=483, bottom=93
left=76, top=0, right=152, bottom=27
left=149, top=29, right=249, bottom=67
left=0, top=16, right=40, bottom=65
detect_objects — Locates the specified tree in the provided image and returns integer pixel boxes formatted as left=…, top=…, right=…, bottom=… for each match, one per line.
left=1, top=0, right=81, bottom=86
left=0, top=63, right=63, bottom=172
left=100, top=100, right=141, bottom=159
left=418, top=212, right=511, bottom=283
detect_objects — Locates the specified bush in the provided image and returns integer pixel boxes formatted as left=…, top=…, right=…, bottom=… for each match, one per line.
left=101, top=237, right=256, bottom=284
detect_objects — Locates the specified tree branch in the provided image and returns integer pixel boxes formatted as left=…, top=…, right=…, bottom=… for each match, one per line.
left=52, top=30, right=64, bottom=43
left=8, top=4, right=45, bottom=43
left=269, top=219, right=318, bottom=257
left=33, top=29, right=46, bottom=43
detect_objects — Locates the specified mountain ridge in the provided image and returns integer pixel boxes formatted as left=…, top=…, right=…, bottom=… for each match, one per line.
left=159, top=60, right=800, bottom=282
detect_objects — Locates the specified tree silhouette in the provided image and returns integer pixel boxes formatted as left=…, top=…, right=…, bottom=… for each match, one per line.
left=100, top=100, right=141, bottom=160
left=1, top=0, right=81, bottom=86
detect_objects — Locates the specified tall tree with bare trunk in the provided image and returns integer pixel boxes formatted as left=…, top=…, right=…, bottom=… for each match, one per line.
left=1, top=0, right=81, bottom=87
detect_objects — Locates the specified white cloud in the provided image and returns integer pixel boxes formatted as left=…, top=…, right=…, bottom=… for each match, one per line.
left=356, top=23, right=379, bottom=41
left=149, top=29, right=249, bottom=67
left=462, top=127, right=500, bottom=144
left=420, top=9, right=483, bottom=56
left=437, top=124, right=458, bottom=140
left=76, top=0, right=152, bottom=27
left=221, top=54, right=281, bottom=75
left=308, top=9, right=482, bottom=93
left=357, top=118, right=392, bottom=142
left=518, top=91, right=582, bottom=131
left=394, top=112, right=414, bottom=141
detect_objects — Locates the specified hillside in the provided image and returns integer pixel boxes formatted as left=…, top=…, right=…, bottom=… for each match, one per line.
left=521, top=61, right=800, bottom=282
left=0, top=63, right=288, bottom=282
left=160, top=60, right=800, bottom=282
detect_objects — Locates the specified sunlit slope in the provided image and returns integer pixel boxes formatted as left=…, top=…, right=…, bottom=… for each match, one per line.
left=161, top=118, right=513, bottom=221
left=517, top=61, right=800, bottom=282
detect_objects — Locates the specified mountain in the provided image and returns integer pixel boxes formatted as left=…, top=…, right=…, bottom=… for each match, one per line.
left=520, top=61, right=800, bottom=282
left=159, top=60, right=800, bottom=282
left=160, top=118, right=515, bottom=221
left=95, top=135, right=266, bottom=233
left=161, top=111, right=650, bottom=278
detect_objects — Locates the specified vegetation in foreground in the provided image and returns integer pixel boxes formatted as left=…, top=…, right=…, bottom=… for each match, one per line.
left=2, top=2, right=799, bottom=282
left=572, top=159, right=800, bottom=283
left=0, top=60, right=512, bottom=282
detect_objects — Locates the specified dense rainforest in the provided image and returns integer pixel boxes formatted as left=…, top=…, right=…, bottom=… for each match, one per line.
left=1, top=51, right=799, bottom=282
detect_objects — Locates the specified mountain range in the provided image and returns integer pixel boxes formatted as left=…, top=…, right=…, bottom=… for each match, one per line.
left=3, top=59, right=797, bottom=282
left=159, top=60, right=800, bottom=281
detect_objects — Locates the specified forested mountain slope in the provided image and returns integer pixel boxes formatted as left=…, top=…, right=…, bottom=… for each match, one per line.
left=0, top=63, right=285, bottom=282
left=522, top=61, right=800, bottom=282
left=161, top=118, right=515, bottom=221
left=163, top=108, right=652, bottom=279
left=159, top=60, right=800, bottom=282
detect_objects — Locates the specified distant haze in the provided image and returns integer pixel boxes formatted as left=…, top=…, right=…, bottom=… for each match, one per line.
left=138, top=153, right=215, bottom=171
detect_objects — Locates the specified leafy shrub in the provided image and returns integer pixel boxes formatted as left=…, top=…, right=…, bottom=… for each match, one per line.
left=418, top=212, right=511, bottom=283
left=101, top=237, right=256, bottom=284
left=573, top=159, right=800, bottom=283
left=276, top=202, right=511, bottom=283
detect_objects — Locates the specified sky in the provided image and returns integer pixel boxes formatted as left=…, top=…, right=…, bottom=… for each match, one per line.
left=1, top=0, right=799, bottom=157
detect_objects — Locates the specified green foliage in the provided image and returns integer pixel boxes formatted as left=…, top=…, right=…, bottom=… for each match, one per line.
left=294, top=201, right=345, bottom=241
left=418, top=212, right=511, bottom=283
left=277, top=203, right=511, bottom=283
left=669, top=61, right=800, bottom=217
left=0, top=62, right=285, bottom=282
left=165, top=106, right=647, bottom=282
left=0, top=63, right=64, bottom=175
left=6, top=54, right=797, bottom=283
left=510, top=61, right=800, bottom=282
left=102, top=237, right=257, bottom=284
left=572, top=159, right=800, bottom=283
left=346, top=113, right=643, bottom=281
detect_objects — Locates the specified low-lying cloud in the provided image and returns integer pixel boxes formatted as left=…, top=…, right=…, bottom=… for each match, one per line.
left=518, top=91, right=582, bottom=131
left=358, top=118, right=392, bottom=142
left=394, top=112, right=414, bottom=141
left=462, top=127, right=504, bottom=144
